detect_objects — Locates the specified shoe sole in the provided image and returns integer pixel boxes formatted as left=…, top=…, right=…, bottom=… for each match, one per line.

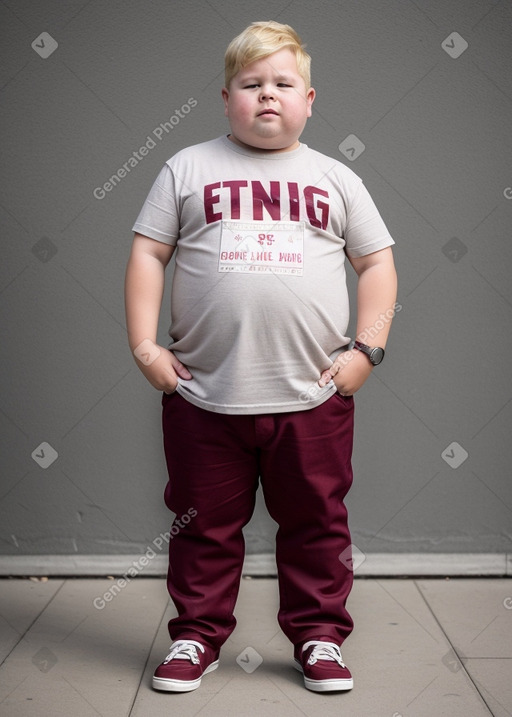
left=152, top=660, right=219, bottom=692
left=293, top=658, right=353, bottom=692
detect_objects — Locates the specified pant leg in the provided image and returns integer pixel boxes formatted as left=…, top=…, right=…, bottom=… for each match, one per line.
left=259, top=393, right=355, bottom=647
left=161, top=392, right=259, bottom=650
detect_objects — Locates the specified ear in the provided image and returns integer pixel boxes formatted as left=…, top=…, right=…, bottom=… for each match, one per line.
left=221, top=87, right=230, bottom=117
left=305, top=87, right=316, bottom=118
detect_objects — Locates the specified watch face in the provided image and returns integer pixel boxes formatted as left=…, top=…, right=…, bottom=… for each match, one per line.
left=370, top=347, right=384, bottom=365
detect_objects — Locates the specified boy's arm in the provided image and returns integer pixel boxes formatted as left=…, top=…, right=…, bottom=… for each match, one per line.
left=125, top=233, right=192, bottom=393
left=319, top=246, right=397, bottom=395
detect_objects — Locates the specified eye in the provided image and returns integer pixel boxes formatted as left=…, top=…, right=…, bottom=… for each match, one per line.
left=244, top=84, right=259, bottom=89
left=277, top=83, right=291, bottom=87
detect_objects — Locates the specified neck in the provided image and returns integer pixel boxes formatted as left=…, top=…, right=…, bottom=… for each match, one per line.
left=227, top=134, right=300, bottom=153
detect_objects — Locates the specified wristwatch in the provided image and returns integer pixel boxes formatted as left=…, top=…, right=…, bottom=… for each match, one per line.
left=353, top=341, right=385, bottom=366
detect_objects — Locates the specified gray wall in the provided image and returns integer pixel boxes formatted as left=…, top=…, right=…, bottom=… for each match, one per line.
left=1, top=0, right=511, bottom=573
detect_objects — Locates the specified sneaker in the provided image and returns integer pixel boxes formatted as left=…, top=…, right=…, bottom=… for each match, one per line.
left=294, top=638, right=353, bottom=692
left=152, top=639, right=219, bottom=692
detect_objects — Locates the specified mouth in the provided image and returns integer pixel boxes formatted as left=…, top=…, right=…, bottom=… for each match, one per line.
left=258, top=109, right=279, bottom=116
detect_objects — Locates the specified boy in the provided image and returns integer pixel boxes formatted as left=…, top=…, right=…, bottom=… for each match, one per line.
left=125, top=21, right=397, bottom=694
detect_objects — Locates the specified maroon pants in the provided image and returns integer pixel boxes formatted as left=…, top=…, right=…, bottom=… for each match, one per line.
left=161, top=390, right=355, bottom=650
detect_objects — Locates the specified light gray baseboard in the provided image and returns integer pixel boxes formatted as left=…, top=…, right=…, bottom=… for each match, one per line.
left=0, top=553, right=509, bottom=577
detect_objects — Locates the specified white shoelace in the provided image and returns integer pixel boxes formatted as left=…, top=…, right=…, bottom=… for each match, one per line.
left=163, top=640, right=205, bottom=665
left=302, top=640, right=347, bottom=668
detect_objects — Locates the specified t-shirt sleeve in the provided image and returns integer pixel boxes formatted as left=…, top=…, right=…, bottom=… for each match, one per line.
left=131, top=164, right=179, bottom=245
left=344, top=181, right=394, bottom=258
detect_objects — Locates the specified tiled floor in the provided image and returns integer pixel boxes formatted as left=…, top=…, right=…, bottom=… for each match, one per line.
left=0, top=577, right=511, bottom=716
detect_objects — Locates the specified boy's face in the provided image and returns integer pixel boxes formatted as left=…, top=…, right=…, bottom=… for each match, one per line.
left=222, top=48, right=315, bottom=153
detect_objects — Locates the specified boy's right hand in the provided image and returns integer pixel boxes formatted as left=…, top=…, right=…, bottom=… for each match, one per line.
left=132, top=340, right=192, bottom=393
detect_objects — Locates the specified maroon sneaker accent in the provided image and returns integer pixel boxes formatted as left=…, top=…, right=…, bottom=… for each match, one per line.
left=152, top=640, right=219, bottom=692
left=294, top=638, right=353, bottom=692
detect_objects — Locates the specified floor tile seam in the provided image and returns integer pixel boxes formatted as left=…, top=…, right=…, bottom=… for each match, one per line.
left=0, top=578, right=66, bottom=668
left=463, top=669, right=512, bottom=717
left=264, top=674, right=309, bottom=716
left=371, top=577, right=443, bottom=643
left=462, top=657, right=512, bottom=660
left=412, top=579, right=495, bottom=715
left=128, top=597, right=171, bottom=716
left=188, top=675, right=238, bottom=717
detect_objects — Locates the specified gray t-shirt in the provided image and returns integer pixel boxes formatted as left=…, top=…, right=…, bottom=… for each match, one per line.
left=132, top=135, right=394, bottom=414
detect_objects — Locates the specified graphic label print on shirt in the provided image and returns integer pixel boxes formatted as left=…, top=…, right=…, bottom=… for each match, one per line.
left=219, top=221, right=304, bottom=275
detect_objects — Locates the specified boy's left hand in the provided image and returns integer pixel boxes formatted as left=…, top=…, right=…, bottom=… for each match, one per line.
left=318, top=349, right=373, bottom=396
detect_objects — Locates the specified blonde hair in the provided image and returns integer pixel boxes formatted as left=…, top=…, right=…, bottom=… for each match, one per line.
left=224, top=21, right=311, bottom=89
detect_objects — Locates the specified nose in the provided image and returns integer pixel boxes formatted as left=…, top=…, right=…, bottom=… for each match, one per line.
left=259, top=85, right=275, bottom=101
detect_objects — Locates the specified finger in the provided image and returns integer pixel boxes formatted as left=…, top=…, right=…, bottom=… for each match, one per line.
left=175, top=364, right=192, bottom=379
left=168, top=354, right=193, bottom=379
left=330, top=362, right=341, bottom=376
